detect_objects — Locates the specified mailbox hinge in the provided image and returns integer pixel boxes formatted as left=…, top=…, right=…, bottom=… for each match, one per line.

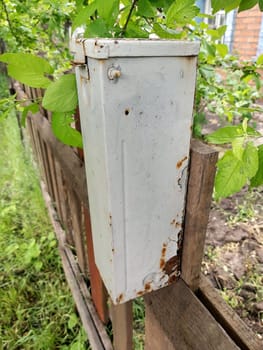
left=70, top=37, right=90, bottom=80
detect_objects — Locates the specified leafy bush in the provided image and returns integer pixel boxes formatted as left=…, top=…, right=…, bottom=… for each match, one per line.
left=0, top=0, right=263, bottom=200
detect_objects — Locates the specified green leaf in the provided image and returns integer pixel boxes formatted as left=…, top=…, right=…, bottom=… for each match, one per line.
left=193, top=112, right=207, bottom=138
left=202, top=41, right=216, bottom=57
left=42, top=74, right=78, bottom=113
left=166, top=0, right=199, bottom=26
left=150, top=0, right=174, bottom=11
left=238, top=0, right=258, bottom=12
left=199, top=64, right=215, bottom=79
left=68, top=314, right=78, bottom=330
left=243, top=142, right=258, bottom=178
left=259, top=0, right=263, bottom=11
left=205, top=125, right=260, bottom=144
left=72, top=2, right=98, bottom=30
left=216, top=43, right=228, bottom=57
left=97, top=0, right=119, bottom=20
left=256, top=53, right=263, bottom=65
left=85, top=19, right=109, bottom=37
left=212, top=0, right=241, bottom=13
left=125, top=22, right=149, bottom=38
left=21, top=102, right=39, bottom=127
left=215, top=142, right=258, bottom=199
left=215, top=150, right=247, bottom=200
left=251, top=144, right=263, bottom=187
left=232, top=137, right=245, bottom=160
left=152, top=23, right=183, bottom=39
left=207, top=25, right=227, bottom=40
left=137, top=0, right=156, bottom=17
left=51, top=112, right=83, bottom=148
left=0, top=53, right=53, bottom=88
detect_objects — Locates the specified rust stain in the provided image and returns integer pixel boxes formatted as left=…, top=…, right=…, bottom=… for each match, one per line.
left=116, top=293, right=124, bottom=303
left=170, top=219, right=181, bottom=228
left=176, top=156, right=188, bottom=169
left=109, top=213, right=112, bottom=227
left=161, top=244, right=167, bottom=256
left=114, top=40, right=119, bottom=44
left=136, top=290, right=144, bottom=297
left=164, top=256, right=179, bottom=276
left=160, top=243, right=167, bottom=269
left=124, top=108, right=130, bottom=116
left=164, top=255, right=180, bottom=284
left=160, top=258, right=165, bottom=269
left=144, top=283, right=151, bottom=291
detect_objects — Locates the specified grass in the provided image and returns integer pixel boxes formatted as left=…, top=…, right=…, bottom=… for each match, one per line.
left=0, top=74, right=88, bottom=349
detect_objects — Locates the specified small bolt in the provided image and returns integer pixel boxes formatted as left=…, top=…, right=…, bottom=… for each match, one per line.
left=108, top=67, right=121, bottom=80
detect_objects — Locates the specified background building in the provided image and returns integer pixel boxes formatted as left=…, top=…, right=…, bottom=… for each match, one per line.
left=197, top=0, right=263, bottom=60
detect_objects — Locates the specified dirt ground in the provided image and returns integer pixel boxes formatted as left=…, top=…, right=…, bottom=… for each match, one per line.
left=202, top=111, right=263, bottom=339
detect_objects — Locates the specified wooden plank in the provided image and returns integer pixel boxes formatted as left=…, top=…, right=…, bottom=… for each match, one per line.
left=46, top=144, right=62, bottom=220
left=53, top=160, right=68, bottom=224
left=84, top=207, right=109, bottom=324
left=39, top=138, right=55, bottom=199
left=28, top=112, right=88, bottom=208
left=181, top=139, right=218, bottom=291
left=111, top=302, right=133, bottom=350
left=144, top=278, right=239, bottom=350
left=198, top=275, right=263, bottom=350
left=41, top=181, right=113, bottom=350
left=68, top=189, right=88, bottom=275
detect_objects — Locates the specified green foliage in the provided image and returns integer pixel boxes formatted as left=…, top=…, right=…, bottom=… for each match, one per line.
left=0, top=53, right=53, bottom=88
left=52, top=112, right=83, bottom=148
left=251, top=144, right=263, bottom=187
left=21, top=102, right=39, bottom=127
left=206, top=125, right=260, bottom=144
left=42, top=74, right=78, bottom=112
left=0, top=54, right=82, bottom=148
left=166, top=0, right=199, bottom=26
left=238, top=0, right=258, bottom=12
left=214, top=143, right=258, bottom=200
left=206, top=121, right=261, bottom=199
left=0, top=111, right=88, bottom=349
left=211, top=0, right=261, bottom=13
left=1, top=0, right=263, bottom=200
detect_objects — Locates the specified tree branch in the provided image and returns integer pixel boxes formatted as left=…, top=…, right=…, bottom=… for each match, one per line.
left=0, top=0, right=20, bottom=44
left=120, top=0, right=138, bottom=37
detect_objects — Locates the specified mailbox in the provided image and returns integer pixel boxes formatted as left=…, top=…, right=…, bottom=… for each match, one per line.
left=72, top=39, right=199, bottom=303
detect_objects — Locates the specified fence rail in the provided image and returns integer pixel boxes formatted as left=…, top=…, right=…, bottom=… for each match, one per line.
left=13, top=81, right=262, bottom=350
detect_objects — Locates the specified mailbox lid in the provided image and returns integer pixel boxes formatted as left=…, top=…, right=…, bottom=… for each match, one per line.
left=82, top=38, right=200, bottom=59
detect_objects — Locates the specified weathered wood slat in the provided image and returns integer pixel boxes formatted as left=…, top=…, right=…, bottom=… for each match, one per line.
left=41, top=181, right=113, bottom=350
left=28, top=113, right=88, bottom=207
left=111, top=302, right=133, bottom=350
left=84, top=207, right=109, bottom=324
left=144, top=278, right=239, bottom=350
left=181, top=139, right=218, bottom=291
left=46, top=144, right=62, bottom=219
left=198, top=275, right=263, bottom=350
left=68, top=189, right=88, bottom=275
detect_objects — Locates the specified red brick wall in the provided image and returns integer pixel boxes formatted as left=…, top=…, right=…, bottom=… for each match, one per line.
left=233, top=5, right=262, bottom=60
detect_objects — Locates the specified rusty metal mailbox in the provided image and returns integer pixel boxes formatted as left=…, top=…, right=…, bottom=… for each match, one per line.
left=72, top=39, right=199, bottom=303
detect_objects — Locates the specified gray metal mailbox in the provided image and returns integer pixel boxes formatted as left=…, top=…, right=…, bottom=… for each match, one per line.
left=72, top=38, right=199, bottom=303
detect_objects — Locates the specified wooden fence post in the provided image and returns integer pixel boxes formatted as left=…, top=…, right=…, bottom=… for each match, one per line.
left=181, top=139, right=218, bottom=291
left=144, top=279, right=239, bottom=350
left=111, top=301, right=133, bottom=350
left=84, top=207, right=109, bottom=324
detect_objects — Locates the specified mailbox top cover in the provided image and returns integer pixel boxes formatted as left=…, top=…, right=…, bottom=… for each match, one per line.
left=81, top=38, right=200, bottom=59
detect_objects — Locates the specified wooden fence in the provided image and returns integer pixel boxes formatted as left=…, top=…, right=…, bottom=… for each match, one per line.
left=14, top=81, right=262, bottom=350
